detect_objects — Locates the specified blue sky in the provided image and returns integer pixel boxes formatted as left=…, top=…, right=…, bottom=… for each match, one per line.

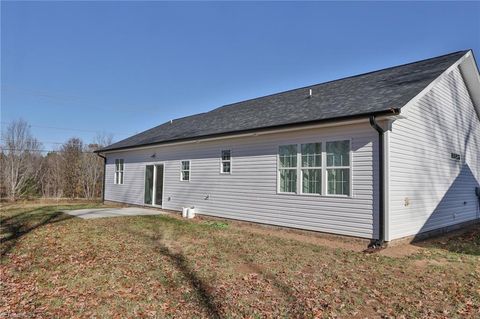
left=2, top=1, right=479, bottom=150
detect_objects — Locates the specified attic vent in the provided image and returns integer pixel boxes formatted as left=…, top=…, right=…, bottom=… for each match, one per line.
left=451, top=153, right=460, bottom=161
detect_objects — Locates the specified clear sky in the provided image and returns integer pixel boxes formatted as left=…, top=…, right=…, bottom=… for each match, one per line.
left=2, top=1, right=479, bottom=150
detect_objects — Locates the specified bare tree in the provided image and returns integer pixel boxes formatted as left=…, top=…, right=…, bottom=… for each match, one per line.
left=39, top=152, right=63, bottom=198
left=0, top=121, right=114, bottom=201
left=60, top=138, right=83, bottom=198
left=93, top=132, right=113, bottom=149
left=80, top=144, right=101, bottom=199
left=0, top=119, right=42, bottom=200
left=0, top=149, right=6, bottom=199
left=80, top=133, right=112, bottom=199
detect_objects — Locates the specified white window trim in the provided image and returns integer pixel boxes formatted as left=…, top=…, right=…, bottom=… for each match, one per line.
left=180, top=160, right=191, bottom=182
left=276, top=139, right=353, bottom=197
left=325, top=139, right=353, bottom=197
left=299, top=143, right=322, bottom=195
left=220, top=150, right=232, bottom=174
left=279, top=167, right=298, bottom=194
left=114, top=159, right=124, bottom=185
left=277, top=144, right=298, bottom=194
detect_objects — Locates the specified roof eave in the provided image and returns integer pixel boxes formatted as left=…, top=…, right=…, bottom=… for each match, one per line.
left=95, top=108, right=401, bottom=154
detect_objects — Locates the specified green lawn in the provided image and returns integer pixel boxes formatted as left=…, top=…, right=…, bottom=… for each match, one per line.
left=1, top=202, right=479, bottom=318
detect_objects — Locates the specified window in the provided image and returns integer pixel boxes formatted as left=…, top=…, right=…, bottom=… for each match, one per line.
left=115, top=159, right=124, bottom=185
left=181, top=160, right=190, bottom=181
left=326, top=140, right=350, bottom=196
left=277, top=140, right=351, bottom=196
left=221, top=150, right=231, bottom=173
left=278, top=145, right=297, bottom=193
left=301, top=143, right=322, bottom=194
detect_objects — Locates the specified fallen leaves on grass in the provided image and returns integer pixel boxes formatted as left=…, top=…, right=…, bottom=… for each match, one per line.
left=1, top=204, right=480, bottom=318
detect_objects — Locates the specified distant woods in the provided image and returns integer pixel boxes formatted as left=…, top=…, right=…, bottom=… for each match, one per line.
left=0, top=119, right=112, bottom=201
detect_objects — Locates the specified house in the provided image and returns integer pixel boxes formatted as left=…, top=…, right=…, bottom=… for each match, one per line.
left=96, top=50, right=480, bottom=245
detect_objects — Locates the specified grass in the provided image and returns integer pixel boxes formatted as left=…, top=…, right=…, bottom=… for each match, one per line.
left=1, top=202, right=479, bottom=318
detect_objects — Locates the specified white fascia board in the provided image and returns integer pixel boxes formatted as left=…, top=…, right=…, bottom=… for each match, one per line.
left=458, top=51, right=480, bottom=121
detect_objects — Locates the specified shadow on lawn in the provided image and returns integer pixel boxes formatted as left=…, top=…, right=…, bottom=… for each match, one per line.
left=1, top=208, right=74, bottom=257
left=412, top=223, right=480, bottom=256
left=127, top=228, right=222, bottom=319
left=239, top=256, right=309, bottom=316
left=127, top=225, right=310, bottom=318
left=235, top=251, right=314, bottom=318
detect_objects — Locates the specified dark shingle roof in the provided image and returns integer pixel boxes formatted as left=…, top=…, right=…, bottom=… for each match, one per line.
left=99, top=50, right=468, bottom=152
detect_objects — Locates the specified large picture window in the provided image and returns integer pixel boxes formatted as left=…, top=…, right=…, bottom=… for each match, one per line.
left=278, top=145, right=297, bottom=193
left=115, top=159, right=124, bottom=185
left=326, top=140, right=350, bottom=196
left=278, top=140, right=351, bottom=196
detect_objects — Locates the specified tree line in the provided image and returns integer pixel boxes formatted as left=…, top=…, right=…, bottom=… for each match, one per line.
left=0, top=119, right=111, bottom=201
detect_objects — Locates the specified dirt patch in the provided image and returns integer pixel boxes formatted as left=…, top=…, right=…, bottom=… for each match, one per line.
left=162, top=240, right=183, bottom=255
left=240, top=225, right=367, bottom=252
left=412, top=259, right=449, bottom=268
left=192, top=215, right=368, bottom=252
left=235, top=262, right=259, bottom=274
left=380, top=243, right=424, bottom=258
left=383, top=224, right=480, bottom=258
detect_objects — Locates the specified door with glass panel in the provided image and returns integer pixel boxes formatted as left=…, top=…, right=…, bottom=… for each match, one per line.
left=144, top=164, right=164, bottom=206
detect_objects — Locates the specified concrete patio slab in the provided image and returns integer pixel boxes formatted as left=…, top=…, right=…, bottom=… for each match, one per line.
left=65, top=207, right=166, bottom=219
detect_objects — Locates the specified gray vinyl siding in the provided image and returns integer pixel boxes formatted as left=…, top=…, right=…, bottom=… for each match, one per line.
left=388, top=67, right=480, bottom=240
left=105, top=122, right=379, bottom=239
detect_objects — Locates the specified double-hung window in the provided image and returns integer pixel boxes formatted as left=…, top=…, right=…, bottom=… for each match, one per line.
left=278, top=140, right=351, bottom=196
left=115, top=159, right=124, bottom=184
left=181, top=160, right=190, bottom=181
left=326, top=140, right=350, bottom=196
left=279, top=145, right=297, bottom=193
left=221, top=150, right=231, bottom=174
left=301, top=143, right=322, bottom=194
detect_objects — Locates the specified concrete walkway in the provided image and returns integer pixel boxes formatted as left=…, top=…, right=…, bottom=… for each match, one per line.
left=65, top=207, right=165, bottom=219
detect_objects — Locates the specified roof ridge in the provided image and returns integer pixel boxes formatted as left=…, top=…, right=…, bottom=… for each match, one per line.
left=144, top=112, right=208, bottom=131
left=211, top=49, right=469, bottom=111
left=170, top=112, right=207, bottom=122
